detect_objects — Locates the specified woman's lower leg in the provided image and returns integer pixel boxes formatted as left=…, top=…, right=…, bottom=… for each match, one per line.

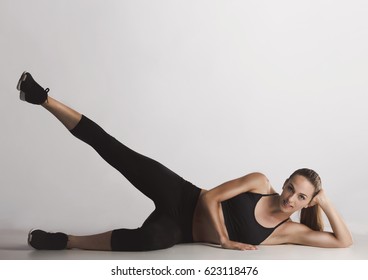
left=67, top=231, right=113, bottom=251
left=42, top=96, right=82, bottom=130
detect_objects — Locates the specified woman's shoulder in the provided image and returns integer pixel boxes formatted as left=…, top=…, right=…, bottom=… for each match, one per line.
left=244, top=172, right=276, bottom=195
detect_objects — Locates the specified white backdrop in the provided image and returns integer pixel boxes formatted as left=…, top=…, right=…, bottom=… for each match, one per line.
left=0, top=0, right=367, bottom=236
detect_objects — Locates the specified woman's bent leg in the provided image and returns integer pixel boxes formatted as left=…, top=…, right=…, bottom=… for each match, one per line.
left=66, top=216, right=180, bottom=252
left=67, top=231, right=113, bottom=251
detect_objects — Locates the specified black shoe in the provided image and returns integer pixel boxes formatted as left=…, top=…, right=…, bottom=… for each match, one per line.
left=16, top=71, right=49, bottom=104
left=28, top=229, right=68, bottom=250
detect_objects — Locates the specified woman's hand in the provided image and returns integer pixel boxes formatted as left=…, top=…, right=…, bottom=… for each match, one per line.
left=221, top=238, right=257, bottom=251
left=308, top=189, right=328, bottom=207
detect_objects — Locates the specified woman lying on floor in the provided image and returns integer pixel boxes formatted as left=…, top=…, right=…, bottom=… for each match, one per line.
left=16, top=71, right=352, bottom=251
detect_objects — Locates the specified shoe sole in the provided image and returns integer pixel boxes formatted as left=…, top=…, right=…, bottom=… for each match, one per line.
left=17, top=71, right=28, bottom=101
left=27, top=228, right=35, bottom=247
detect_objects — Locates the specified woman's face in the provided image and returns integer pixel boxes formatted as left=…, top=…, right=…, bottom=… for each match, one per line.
left=279, top=175, right=316, bottom=213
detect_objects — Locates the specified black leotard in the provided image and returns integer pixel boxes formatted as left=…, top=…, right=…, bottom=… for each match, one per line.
left=221, top=192, right=289, bottom=245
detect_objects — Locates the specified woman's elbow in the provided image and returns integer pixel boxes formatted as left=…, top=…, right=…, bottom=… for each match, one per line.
left=202, top=191, right=215, bottom=205
left=343, top=239, right=353, bottom=248
left=201, top=191, right=221, bottom=210
left=337, top=238, right=353, bottom=248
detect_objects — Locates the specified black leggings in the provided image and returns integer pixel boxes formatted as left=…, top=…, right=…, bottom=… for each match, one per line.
left=70, top=115, right=201, bottom=251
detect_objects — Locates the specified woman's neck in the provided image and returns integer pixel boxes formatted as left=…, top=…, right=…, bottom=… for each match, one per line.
left=269, top=195, right=292, bottom=220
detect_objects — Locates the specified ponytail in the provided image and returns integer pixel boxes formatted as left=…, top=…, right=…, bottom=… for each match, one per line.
left=300, top=205, right=324, bottom=231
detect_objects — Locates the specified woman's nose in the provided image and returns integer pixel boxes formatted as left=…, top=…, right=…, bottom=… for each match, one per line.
left=287, top=194, right=296, bottom=204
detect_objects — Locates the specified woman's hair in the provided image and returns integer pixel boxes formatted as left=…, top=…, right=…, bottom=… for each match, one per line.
left=288, top=168, right=324, bottom=231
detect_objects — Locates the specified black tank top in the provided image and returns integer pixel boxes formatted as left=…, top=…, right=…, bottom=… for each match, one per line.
left=221, top=192, right=289, bottom=245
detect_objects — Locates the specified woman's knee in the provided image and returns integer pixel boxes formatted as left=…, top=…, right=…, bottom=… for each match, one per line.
left=111, top=220, right=181, bottom=251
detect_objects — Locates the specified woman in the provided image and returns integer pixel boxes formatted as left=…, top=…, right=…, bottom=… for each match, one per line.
left=17, top=71, right=353, bottom=251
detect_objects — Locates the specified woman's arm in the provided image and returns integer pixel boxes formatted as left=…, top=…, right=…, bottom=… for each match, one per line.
left=285, top=190, right=353, bottom=248
left=201, top=172, right=269, bottom=250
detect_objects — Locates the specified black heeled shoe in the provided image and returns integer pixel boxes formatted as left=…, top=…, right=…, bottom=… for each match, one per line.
left=16, top=71, right=49, bottom=104
left=28, top=229, right=68, bottom=250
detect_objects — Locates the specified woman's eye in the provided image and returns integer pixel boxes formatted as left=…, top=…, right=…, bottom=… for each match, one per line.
left=299, top=195, right=305, bottom=200
left=287, top=186, right=293, bottom=191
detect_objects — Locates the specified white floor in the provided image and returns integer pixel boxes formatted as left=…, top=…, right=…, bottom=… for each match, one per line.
left=0, top=229, right=367, bottom=260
